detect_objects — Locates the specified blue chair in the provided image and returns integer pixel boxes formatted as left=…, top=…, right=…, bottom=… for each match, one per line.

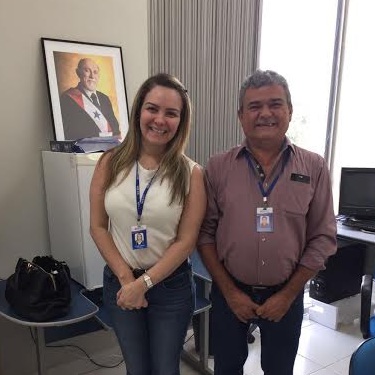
left=190, top=250, right=258, bottom=345
left=349, top=337, right=375, bottom=375
left=360, top=274, right=375, bottom=339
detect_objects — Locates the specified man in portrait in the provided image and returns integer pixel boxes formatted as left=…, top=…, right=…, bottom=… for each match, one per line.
left=59, top=58, right=120, bottom=140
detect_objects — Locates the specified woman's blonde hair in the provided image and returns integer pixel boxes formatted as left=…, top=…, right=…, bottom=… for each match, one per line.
left=102, top=73, right=192, bottom=205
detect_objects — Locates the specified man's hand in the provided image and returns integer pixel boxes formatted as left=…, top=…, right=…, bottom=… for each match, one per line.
left=225, top=288, right=260, bottom=323
left=255, top=290, right=293, bottom=322
left=116, top=280, right=148, bottom=310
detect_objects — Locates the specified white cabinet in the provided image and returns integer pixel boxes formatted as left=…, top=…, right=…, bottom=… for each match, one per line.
left=42, top=151, right=104, bottom=289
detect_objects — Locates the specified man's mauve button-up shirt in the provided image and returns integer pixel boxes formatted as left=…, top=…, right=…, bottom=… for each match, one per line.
left=198, top=139, right=337, bottom=286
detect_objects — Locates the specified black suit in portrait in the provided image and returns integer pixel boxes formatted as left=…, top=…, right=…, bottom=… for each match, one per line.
left=60, top=85, right=120, bottom=140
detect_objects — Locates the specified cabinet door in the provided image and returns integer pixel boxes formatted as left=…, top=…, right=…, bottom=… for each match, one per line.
left=77, top=164, right=106, bottom=289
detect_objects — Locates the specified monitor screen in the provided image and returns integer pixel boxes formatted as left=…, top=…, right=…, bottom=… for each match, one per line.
left=338, top=168, right=375, bottom=219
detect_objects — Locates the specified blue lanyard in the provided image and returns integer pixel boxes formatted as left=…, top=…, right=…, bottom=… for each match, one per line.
left=244, top=148, right=290, bottom=207
left=135, top=162, right=159, bottom=224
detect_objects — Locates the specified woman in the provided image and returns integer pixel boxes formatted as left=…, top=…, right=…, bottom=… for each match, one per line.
left=90, top=73, right=206, bottom=375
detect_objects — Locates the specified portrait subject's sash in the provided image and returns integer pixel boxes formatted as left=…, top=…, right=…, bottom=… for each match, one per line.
left=65, top=88, right=113, bottom=136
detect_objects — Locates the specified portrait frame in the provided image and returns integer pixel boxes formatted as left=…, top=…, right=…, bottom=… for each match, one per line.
left=41, top=38, right=129, bottom=141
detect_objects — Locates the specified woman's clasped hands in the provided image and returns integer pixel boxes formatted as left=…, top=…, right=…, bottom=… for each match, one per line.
left=116, top=279, right=148, bottom=310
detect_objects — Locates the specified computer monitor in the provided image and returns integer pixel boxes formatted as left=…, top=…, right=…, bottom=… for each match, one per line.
left=338, top=167, right=375, bottom=219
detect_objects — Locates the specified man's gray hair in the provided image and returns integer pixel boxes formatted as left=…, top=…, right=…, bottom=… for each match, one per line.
left=76, top=58, right=99, bottom=72
left=238, top=70, right=292, bottom=112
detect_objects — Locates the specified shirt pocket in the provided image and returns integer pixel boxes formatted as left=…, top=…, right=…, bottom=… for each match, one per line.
left=281, top=180, right=313, bottom=216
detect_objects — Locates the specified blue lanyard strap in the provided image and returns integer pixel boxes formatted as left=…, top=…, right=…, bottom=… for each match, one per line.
left=244, top=148, right=291, bottom=205
left=135, top=162, right=159, bottom=223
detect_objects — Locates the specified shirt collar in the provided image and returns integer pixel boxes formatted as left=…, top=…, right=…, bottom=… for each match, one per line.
left=78, top=83, right=97, bottom=98
left=84, top=88, right=97, bottom=98
left=235, top=137, right=296, bottom=159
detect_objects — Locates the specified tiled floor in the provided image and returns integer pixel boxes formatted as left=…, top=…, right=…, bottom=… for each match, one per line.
left=39, top=303, right=364, bottom=375
left=242, top=314, right=362, bottom=375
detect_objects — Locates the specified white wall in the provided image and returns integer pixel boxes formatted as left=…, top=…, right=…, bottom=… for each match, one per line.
left=0, top=1, right=148, bottom=373
left=0, top=0, right=148, bottom=276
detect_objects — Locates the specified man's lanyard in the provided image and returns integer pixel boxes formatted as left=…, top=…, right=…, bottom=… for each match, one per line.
left=244, top=148, right=291, bottom=207
left=135, top=162, right=159, bottom=224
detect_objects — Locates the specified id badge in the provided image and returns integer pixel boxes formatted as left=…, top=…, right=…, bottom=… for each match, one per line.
left=256, top=207, right=274, bottom=233
left=131, top=225, right=148, bottom=250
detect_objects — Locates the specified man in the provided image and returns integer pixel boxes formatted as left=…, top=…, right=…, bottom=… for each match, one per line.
left=260, top=215, right=269, bottom=227
left=198, top=70, right=337, bottom=375
left=60, top=58, right=120, bottom=140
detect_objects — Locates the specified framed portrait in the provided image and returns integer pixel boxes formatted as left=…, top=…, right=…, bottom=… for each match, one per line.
left=42, top=38, right=129, bottom=141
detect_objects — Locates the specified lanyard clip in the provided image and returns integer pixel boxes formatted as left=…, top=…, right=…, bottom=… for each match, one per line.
left=263, top=196, right=268, bottom=208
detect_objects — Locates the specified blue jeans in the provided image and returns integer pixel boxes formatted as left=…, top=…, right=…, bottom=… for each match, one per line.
left=211, top=279, right=304, bottom=375
left=103, top=264, right=194, bottom=375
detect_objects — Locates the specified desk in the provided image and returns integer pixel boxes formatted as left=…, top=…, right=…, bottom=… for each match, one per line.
left=338, top=223, right=375, bottom=275
left=0, top=280, right=98, bottom=375
left=337, top=223, right=375, bottom=245
left=309, top=224, right=375, bottom=329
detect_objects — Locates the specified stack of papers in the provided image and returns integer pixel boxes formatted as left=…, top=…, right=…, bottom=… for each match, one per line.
left=73, top=137, right=121, bottom=153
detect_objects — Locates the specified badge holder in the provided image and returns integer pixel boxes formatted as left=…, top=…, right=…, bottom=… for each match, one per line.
left=256, top=206, right=274, bottom=233
left=131, top=225, right=148, bottom=250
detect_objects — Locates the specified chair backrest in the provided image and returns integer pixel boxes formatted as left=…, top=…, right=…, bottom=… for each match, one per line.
left=349, top=337, right=375, bottom=375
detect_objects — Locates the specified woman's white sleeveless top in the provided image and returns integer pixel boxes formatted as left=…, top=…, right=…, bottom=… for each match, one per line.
left=104, top=158, right=196, bottom=269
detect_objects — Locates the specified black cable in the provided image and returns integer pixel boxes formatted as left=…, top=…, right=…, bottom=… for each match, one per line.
left=29, top=328, right=123, bottom=369
left=46, top=343, right=124, bottom=369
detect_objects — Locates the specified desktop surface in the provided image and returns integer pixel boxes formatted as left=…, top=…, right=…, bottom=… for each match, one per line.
left=339, top=216, right=375, bottom=233
left=337, top=222, right=375, bottom=245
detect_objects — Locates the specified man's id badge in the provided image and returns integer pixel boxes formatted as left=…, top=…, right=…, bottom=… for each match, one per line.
left=131, top=225, right=148, bottom=250
left=256, top=207, right=274, bottom=233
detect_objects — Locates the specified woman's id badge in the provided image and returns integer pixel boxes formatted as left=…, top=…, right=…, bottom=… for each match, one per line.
left=131, top=225, right=148, bottom=250
left=256, top=207, right=274, bottom=233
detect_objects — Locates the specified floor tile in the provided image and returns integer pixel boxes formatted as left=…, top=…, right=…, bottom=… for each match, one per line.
left=40, top=313, right=366, bottom=375
left=80, top=359, right=203, bottom=375
left=324, top=355, right=351, bottom=375
left=243, top=329, right=324, bottom=375
left=309, top=368, right=340, bottom=375
left=79, top=363, right=126, bottom=375
left=243, top=336, right=263, bottom=375
left=293, top=354, right=323, bottom=375
left=302, top=315, right=315, bottom=328
left=297, top=320, right=362, bottom=367
left=244, top=315, right=361, bottom=374
left=180, top=360, right=202, bottom=375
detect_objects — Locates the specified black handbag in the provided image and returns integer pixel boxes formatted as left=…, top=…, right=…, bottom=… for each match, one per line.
left=5, top=256, right=71, bottom=322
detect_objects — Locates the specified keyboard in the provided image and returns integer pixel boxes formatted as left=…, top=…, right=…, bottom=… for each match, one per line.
left=341, top=218, right=375, bottom=233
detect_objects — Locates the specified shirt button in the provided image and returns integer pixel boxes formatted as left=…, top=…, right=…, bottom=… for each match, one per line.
left=256, top=164, right=260, bottom=169
left=262, top=260, right=265, bottom=266
left=260, top=173, right=264, bottom=178
left=261, top=237, right=266, bottom=242
left=264, top=182, right=268, bottom=187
